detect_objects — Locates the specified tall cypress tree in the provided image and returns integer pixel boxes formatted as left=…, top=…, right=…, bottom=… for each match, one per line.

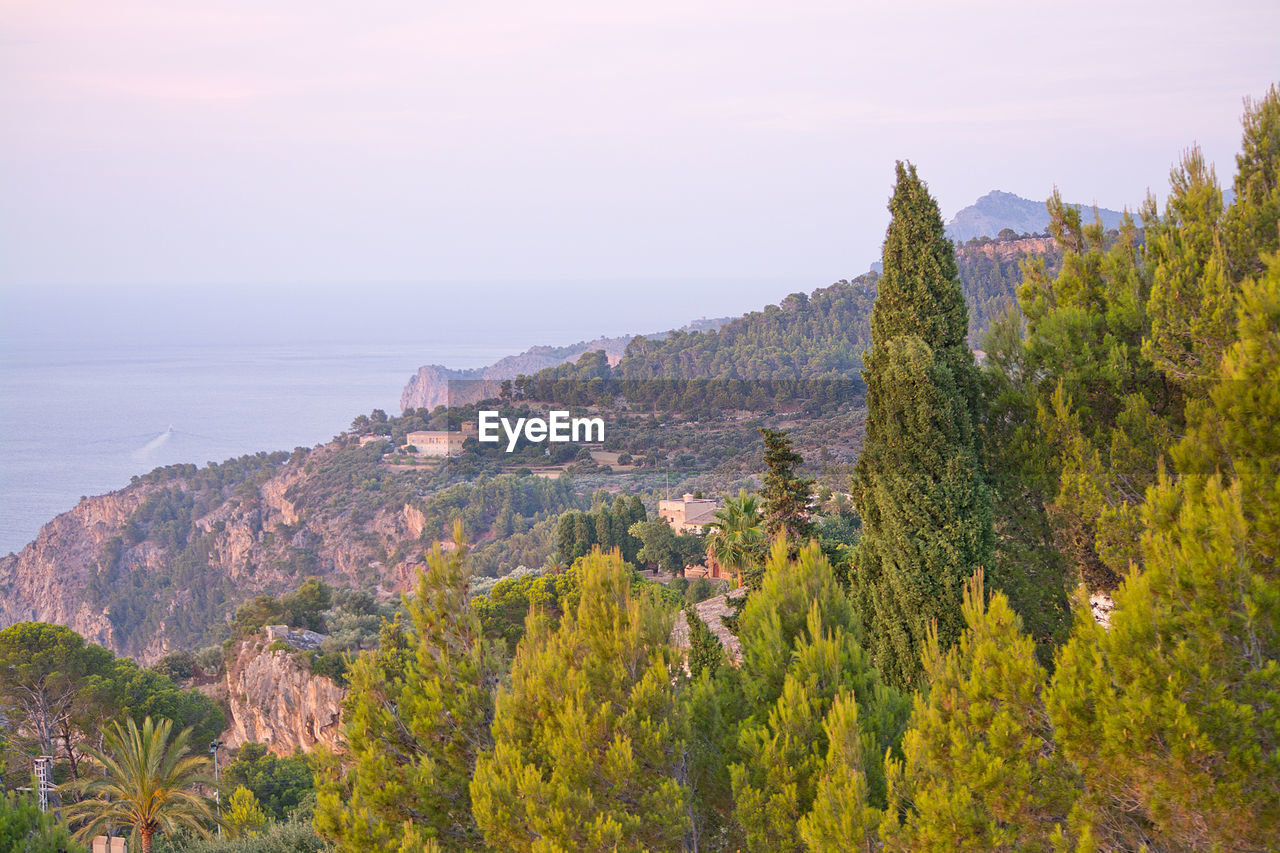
left=853, top=162, right=992, bottom=689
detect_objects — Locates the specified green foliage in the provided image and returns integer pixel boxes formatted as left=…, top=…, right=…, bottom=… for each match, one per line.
left=758, top=428, right=815, bottom=548
left=796, top=694, right=881, bottom=853
left=685, top=606, right=725, bottom=679
left=0, top=622, right=222, bottom=791
left=225, top=786, right=268, bottom=838
left=728, top=542, right=907, bottom=851
left=854, top=162, right=992, bottom=690
left=0, top=791, right=85, bottom=853
left=705, top=489, right=767, bottom=588
left=152, top=820, right=328, bottom=853
left=63, top=716, right=216, bottom=853
left=220, top=743, right=314, bottom=823
left=470, top=549, right=691, bottom=851
left=1047, top=259, right=1280, bottom=852
left=1223, top=83, right=1280, bottom=280
left=472, top=565, right=582, bottom=654
left=879, top=572, right=1078, bottom=851
left=314, top=532, right=504, bottom=851
left=151, top=651, right=196, bottom=682
left=554, top=494, right=646, bottom=564
left=627, top=516, right=704, bottom=574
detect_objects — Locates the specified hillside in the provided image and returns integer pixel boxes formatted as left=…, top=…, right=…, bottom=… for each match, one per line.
left=1, top=238, right=1057, bottom=662
left=400, top=318, right=730, bottom=411
left=946, top=189, right=1125, bottom=242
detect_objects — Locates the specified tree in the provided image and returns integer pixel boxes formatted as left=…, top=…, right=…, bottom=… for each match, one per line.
left=878, top=571, right=1078, bottom=852
left=729, top=542, right=906, bottom=851
left=853, top=162, right=992, bottom=690
left=1223, top=83, right=1280, bottom=280
left=470, top=549, right=691, bottom=851
left=1017, top=196, right=1168, bottom=591
left=220, top=742, right=313, bottom=821
left=225, top=786, right=268, bottom=838
left=0, top=791, right=85, bottom=853
left=0, top=622, right=222, bottom=790
left=0, top=622, right=113, bottom=780
left=1047, top=261, right=1280, bottom=851
left=63, top=716, right=215, bottom=853
left=758, top=428, right=814, bottom=546
left=314, top=527, right=504, bottom=851
left=629, top=517, right=690, bottom=574
left=797, top=695, right=882, bottom=853
left=704, top=489, right=767, bottom=587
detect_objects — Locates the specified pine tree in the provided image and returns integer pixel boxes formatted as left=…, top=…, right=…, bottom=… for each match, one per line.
left=1223, top=84, right=1280, bottom=280
left=314, top=527, right=503, bottom=851
left=1141, top=147, right=1234, bottom=393
left=1016, top=197, right=1166, bottom=591
left=729, top=542, right=907, bottom=852
left=853, top=162, right=992, bottom=689
left=759, top=428, right=815, bottom=548
left=469, top=549, right=691, bottom=852
left=797, top=694, right=884, bottom=853
left=225, top=786, right=268, bottom=838
left=878, top=571, right=1078, bottom=852
left=1047, top=260, right=1280, bottom=851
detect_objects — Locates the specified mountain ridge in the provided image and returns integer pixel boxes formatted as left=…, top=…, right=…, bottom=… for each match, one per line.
left=946, top=189, right=1126, bottom=242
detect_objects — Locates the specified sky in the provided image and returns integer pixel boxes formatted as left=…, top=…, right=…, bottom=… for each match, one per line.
left=1, top=0, right=1278, bottom=298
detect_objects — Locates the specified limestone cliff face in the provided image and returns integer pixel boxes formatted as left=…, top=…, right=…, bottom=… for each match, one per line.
left=0, top=490, right=144, bottom=651
left=960, top=235, right=1058, bottom=262
left=399, top=336, right=633, bottom=412
left=0, top=440, right=427, bottom=663
left=223, top=637, right=345, bottom=756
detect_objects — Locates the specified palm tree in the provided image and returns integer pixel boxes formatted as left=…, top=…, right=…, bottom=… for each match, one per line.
left=63, top=716, right=216, bottom=853
left=704, top=489, right=767, bottom=586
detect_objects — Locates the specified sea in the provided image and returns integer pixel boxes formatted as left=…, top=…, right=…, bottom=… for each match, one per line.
left=0, top=277, right=818, bottom=554
left=0, top=340, right=515, bottom=555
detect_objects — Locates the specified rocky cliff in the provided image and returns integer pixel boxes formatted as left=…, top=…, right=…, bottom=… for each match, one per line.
left=222, top=633, right=346, bottom=756
left=0, top=490, right=140, bottom=652
left=0, top=442, right=427, bottom=662
left=400, top=335, right=634, bottom=411
left=399, top=318, right=731, bottom=411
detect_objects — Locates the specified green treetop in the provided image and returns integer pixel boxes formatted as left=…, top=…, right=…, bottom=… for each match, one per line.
left=470, top=548, right=691, bottom=852
left=879, top=571, right=1079, bottom=852
left=759, top=427, right=815, bottom=549
left=314, top=527, right=504, bottom=852
left=1046, top=259, right=1280, bottom=852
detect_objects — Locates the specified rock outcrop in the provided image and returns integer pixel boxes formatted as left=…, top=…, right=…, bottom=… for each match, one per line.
left=222, top=634, right=345, bottom=756
left=0, top=441, right=425, bottom=663
left=0, top=490, right=144, bottom=652
left=946, top=189, right=1125, bottom=243
left=400, top=336, right=634, bottom=412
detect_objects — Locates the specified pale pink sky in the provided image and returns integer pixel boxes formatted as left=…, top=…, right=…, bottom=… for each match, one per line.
left=2, top=0, right=1277, bottom=286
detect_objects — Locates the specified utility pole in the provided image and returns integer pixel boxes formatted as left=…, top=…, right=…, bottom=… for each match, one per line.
left=209, top=739, right=224, bottom=837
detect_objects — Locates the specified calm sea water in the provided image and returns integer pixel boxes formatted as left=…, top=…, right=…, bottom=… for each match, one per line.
left=0, top=341, right=511, bottom=555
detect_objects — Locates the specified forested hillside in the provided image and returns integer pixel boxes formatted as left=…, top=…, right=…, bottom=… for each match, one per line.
left=4, top=84, right=1276, bottom=853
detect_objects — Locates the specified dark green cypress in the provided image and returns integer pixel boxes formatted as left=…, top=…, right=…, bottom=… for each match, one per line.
left=852, top=162, right=993, bottom=689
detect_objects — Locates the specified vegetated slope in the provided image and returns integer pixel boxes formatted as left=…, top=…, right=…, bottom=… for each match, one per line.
left=0, top=441, right=584, bottom=661
left=955, top=234, right=1064, bottom=344
left=1, top=245, right=1059, bottom=662
left=400, top=317, right=731, bottom=411
left=522, top=238, right=1064, bottom=389
left=946, top=190, right=1125, bottom=242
